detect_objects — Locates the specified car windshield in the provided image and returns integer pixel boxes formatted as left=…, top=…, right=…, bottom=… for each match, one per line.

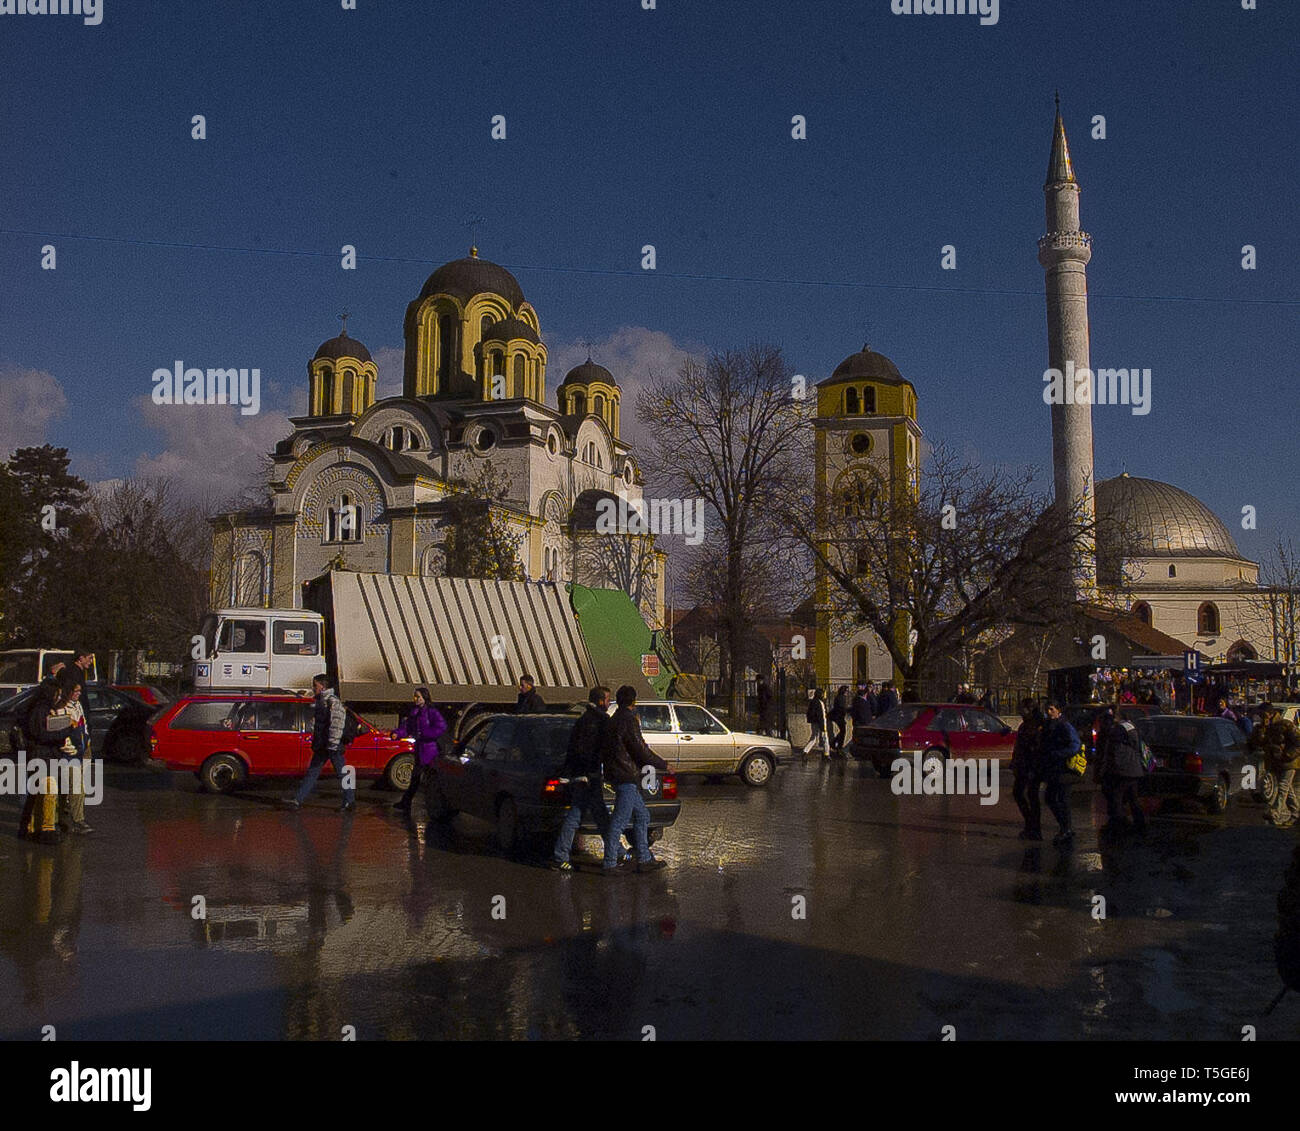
left=527, top=716, right=578, bottom=769
left=872, top=705, right=925, bottom=730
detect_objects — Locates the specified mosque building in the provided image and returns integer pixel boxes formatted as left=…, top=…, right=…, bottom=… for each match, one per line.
left=210, top=249, right=666, bottom=622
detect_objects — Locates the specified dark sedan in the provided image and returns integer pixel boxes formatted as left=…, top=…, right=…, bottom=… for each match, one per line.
left=426, top=713, right=681, bottom=854
left=1066, top=703, right=1159, bottom=765
left=1135, top=715, right=1248, bottom=814
left=0, top=681, right=158, bottom=763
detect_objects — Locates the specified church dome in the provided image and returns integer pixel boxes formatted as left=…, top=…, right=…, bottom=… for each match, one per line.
left=561, top=359, right=616, bottom=387
left=827, top=345, right=905, bottom=385
left=482, top=315, right=539, bottom=345
left=418, top=249, right=525, bottom=308
left=1096, top=475, right=1243, bottom=559
left=313, top=331, right=372, bottom=363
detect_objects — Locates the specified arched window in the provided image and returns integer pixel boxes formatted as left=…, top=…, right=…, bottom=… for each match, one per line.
left=853, top=645, right=868, bottom=686
left=573, top=391, right=586, bottom=417
left=438, top=314, right=456, bottom=385
left=1168, top=564, right=1177, bottom=578
left=513, top=354, right=526, bottom=399
left=319, top=368, right=334, bottom=414
left=612, top=397, right=620, bottom=434
left=1227, top=640, right=1257, bottom=662
left=342, top=370, right=355, bottom=414
left=594, top=393, right=606, bottom=420
left=1132, top=601, right=1152, bottom=626
left=1197, top=602, right=1220, bottom=635
left=480, top=315, right=493, bottom=343
left=862, top=386, right=876, bottom=413
left=236, top=550, right=265, bottom=607
left=846, top=388, right=860, bottom=415
left=326, top=494, right=363, bottom=543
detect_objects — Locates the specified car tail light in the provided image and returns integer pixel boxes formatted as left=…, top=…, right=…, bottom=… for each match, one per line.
left=542, top=778, right=563, bottom=800
left=1184, top=753, right=1203, bottom=775
left=662, top=774, right=677, bottom=800
left=150, top=731, right=158, bottom=751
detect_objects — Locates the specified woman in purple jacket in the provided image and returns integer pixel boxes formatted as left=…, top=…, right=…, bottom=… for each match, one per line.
left=392, top=687, right=448, bottom=812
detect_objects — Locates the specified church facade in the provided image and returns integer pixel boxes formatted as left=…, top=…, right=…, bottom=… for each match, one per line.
left=211, top=250, right=666, bottom=622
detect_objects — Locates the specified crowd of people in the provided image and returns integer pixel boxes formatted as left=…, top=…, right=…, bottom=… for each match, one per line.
left=15, top=650, right=97, bottom=844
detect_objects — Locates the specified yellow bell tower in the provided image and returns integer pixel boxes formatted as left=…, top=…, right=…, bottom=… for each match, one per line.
left=307, top=318, right=378, bottom=417
left=813, top=345, right=921, bottom=690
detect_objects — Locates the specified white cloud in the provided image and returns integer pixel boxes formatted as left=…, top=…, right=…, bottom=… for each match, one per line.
left=544, top=326, right=702, bottom=442
left=0, top=364, right=68, bottom=458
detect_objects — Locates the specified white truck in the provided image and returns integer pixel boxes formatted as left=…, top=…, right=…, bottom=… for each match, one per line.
left=0, top=648, right=99, bottom=699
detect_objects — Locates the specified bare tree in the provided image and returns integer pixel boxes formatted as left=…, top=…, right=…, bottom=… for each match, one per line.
left=780, top=442, right=1102, bottom=700
left=1246, top=540, right=1300, bottom=679
left=638, top=345, right=810, bottom=717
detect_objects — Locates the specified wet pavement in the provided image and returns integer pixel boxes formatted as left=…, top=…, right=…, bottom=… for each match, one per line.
left=0, top=756, right=1296, bottom=1041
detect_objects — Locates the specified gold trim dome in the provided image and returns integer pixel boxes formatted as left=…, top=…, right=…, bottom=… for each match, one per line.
left=1096, top=474, right=1244, bottom=560
left=417, top=248, right=526, bottom=308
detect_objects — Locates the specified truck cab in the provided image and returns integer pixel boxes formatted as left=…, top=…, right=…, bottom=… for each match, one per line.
left=0, top=649, right=98, bottom=699
left=193, top=609, right=324, bottom=690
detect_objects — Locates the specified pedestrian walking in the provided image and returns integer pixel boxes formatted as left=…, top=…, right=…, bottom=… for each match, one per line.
left=828, top=685, right=849, bottom=752
left=283, top=674, right=355, bottom=811
left=52, top=683, right=93, bottom=835
left=953, top=684, right=977, bottom=704
left=1041, top=701, right=1082, bottom=846
left=803, top=689, right=830, bottom=758
left=601, top=685, right=669, bottom=874
left=877, top=681, right=899, bottom=717
left=552, top=686, right=623, bottom=871
left=18, top=669, right=71, bottom=844
left=1248, top=703, right=1300, bottom=827
left=392, top=687, right=447, bottom=812
left=1011, top=698, right=1045, bottom=841
left=516, top=675, right=545, bottom=714
left=756, top=677, right=773, bottom=736
left=1097, top=707, right=1147, bottom=834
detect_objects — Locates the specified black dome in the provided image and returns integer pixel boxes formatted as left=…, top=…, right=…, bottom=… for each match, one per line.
left=828, top=345, right=904, bottom=384
left=418, top=252, right=525, bottom=308
left=313, top=332, right=372, bottom=363
left=482, top=316, right=539, bottom=345
left=562, top=360, right=616, bottom=386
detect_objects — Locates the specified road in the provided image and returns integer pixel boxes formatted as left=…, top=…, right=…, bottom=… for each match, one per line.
left=0, top=756, right=1294, bottom=1040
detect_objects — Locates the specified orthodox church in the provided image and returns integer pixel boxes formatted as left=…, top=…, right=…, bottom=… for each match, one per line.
left=211, top=249, right=665, bottom=622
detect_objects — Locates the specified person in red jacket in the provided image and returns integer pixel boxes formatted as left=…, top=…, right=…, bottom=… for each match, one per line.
left=600, top=685, right=669, bottom=874
left=392, top=687, right=447, bottom=812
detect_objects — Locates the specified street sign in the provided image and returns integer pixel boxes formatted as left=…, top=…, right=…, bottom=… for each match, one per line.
left=641, top=653, right=660, bottom=678
left=1183, top=650, right=1200, bottom=674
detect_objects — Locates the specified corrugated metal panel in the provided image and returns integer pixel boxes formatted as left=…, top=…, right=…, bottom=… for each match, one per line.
left=329, top=571, right=597, bottom=704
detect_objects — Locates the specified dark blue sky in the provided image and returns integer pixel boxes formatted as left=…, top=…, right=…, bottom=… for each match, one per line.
left=1, top=0, right=1296, bottom=559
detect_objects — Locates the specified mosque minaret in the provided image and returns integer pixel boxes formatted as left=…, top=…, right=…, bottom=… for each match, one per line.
left=1038, top=97, right=1097, bottom=597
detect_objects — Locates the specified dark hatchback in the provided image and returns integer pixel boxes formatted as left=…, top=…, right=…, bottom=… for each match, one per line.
left=1066, top=703, right=1160, bottom=764
left=0, top=681, right=157, bottom=762
left=1134, top=715, right=1248, bottom=814
left=426, top=713, right=681, bottom=854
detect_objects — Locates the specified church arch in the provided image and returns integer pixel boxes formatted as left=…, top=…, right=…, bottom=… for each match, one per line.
left=1132, top=601, right=1152, bottom=626
left=1197, top=602, right=1220, bottom=636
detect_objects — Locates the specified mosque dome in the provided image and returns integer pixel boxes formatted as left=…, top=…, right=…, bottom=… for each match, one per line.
left=313, top=331, right=372, bottom=363
left=482, top=315, right=540, bottom=345
left=418, top=248, right=526, bottom=308
left=1096, top=474, right=1243, bottom=559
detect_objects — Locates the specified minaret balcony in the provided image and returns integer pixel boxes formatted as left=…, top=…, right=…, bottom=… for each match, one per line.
left=1038, top=230, right=1092, bottom=253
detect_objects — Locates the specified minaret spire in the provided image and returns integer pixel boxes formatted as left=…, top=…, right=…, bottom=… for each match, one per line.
left=1038, top=97, right=1096, bottom=599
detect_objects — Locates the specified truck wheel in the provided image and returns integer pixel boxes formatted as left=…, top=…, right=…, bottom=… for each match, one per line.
left=426, top=776, right=457, bottom=821
left=921, top=748, right=947, bottom=777
left=496, top=797, right=520, bottom=853
left=739, top=751, right=774, bottom=787
left=384, top=752, right=415, bottom=792
left=1262, top=768, right=1278, bottom=806
left=200, top=753, right=245, bottom=794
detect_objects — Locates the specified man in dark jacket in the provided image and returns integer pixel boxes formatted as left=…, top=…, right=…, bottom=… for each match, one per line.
left=1097, top=708, right=1147, bottom=833
left=1011, top=698, right=1046, bottom=841
left=877, top=682, right=899, bottom=717
left=516, top=675, right=545, bottom=714
left=552, top=686, right=622, bottom=871
left=1041, top=702, right=1081, bottom=845
left=18, top=663, right=68, bottom=843
left=601, top=685, right=669, bottom=873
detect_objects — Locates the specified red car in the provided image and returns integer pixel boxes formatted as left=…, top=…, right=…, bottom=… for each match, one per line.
left=113, top=683, right=171, bottom=706
left=851, top=703, right=1015, bottom=777
left=151, top=692, right=414, bottom=794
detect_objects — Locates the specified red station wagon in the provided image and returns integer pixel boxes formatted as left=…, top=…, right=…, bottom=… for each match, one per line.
left=852, top=703, right=1016, bottom=777
left=151, top=692, right=415, bottom=794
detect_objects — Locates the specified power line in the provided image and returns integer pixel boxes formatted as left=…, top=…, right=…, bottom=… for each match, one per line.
left=1, top=226, right=1295, bottom=307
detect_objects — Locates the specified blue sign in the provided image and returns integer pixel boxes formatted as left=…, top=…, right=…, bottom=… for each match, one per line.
left=1183, top=650, right=1200, bottom=674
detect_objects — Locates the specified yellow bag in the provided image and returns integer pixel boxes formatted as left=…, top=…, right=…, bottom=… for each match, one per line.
left=1063, top=747, right=1087, bottom=779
